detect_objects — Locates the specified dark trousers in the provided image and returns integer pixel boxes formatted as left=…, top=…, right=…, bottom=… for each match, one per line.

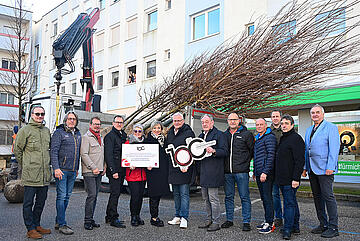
left=23, top=186, right=48, bottom=231
left=279, top=185, right=300, bottom=233
left=84, top=175, right=102, bottom=224
left=256, top=176, right=274, bottom=224
left=106, top=175, right=125, bottom=221
left=149, top=196, right=161, bottom=218
left=128, top=181, right=145, bottom=216
left=309, top=171, right=338, bottom=229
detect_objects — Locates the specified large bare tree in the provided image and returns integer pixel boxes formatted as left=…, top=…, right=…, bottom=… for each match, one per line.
left=0, top=0, right=33, bottom=128
left=124, top=0, right=360, bottom=128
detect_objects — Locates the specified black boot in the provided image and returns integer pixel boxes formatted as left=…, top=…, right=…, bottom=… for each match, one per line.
left=131, top=216, right=139, bottom=227
left=136, top=215, right=145, bottom=225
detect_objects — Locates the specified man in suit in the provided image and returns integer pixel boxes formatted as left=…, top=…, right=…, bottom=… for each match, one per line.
left=303, top=104, right=340, bottom=238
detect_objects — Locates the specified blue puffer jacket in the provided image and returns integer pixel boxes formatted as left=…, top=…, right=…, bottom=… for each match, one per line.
left=50, top=124, right=82, bottom=171
left=253, top=127, right=277, bottom=177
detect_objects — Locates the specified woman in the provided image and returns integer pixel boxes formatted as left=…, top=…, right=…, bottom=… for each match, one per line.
left=145, top=121, right=170, bottom=227
left=125, top=124, right=146, bottom=226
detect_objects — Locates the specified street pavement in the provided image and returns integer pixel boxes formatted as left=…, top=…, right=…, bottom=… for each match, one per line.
left=0, top=183, right=359, bottom=241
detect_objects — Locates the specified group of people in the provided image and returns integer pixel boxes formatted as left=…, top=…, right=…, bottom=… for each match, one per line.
left=13, top=103, right=340, bottom=240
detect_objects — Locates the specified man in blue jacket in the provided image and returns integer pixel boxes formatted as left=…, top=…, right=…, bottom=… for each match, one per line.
left=197, top=114, right=228, bottom=232
left=303, top=104, right=340, bottom=238
left=50, top=112, right=82, bottom=235
left=253, top=118, right=277, bottom=234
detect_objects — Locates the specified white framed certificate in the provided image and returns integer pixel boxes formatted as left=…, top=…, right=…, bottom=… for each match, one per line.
left=121, top=144, right=159, bottom=168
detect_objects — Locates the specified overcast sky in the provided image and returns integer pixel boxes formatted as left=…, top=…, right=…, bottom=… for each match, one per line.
left=3, top=0, right=65, bottom=21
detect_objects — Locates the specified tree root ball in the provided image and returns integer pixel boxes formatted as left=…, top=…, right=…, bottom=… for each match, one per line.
left=4, top=180, right=24, bottom=203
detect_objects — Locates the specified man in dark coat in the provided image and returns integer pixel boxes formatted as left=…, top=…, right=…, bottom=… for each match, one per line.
left=167, top=112, right=195, bottom=229
left=104, top=115, right=127, bottom=228
left=275, top=115, right=305, bottom=240
left=197, top=114, right=228, bottom=232
left=253, top=118, right=277, bottom=234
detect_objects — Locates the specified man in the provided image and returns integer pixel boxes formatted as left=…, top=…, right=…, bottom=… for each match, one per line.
left=104, top=115, right=127, bottom=228
left=51, top=112, right=81, bottom=235
left=303, top=104, right=340, bottom=238
left=221, top=113, right=254, bottom=231
left=197, top=114, right=228, bottom=232
left=270, top=110, right=284, bottom=228
left=80, top=117, right=106, bottom=230
left=167, top=112, right=195, bottom=229
left=14, top=106, right=52, bottom=239
left=275, top=115, right=305, bottom=240
left=253, top=118, right=277, bottom=234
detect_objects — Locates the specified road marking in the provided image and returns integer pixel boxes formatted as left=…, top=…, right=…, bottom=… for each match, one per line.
left=221, top=198, right=261, bottom=215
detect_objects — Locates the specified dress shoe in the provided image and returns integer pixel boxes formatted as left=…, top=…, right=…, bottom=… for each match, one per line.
left=311, top=225, right=327, bottom=234
left=36, top=226, right=51, bottom=234
left=198, top=220, right=212, bottom=229
left=84, top=223, right=93, bottom=230
left=136, top=215, right=145, bottom=225
left=242, top=223, right=251, bottom=231
left=91, top=221, right=100, bottom=228
left=131, top=216, right=139, bottom=226
left=207, top=223, right=220, bottom=232
left=111, top=219, right=126, bottom=228
left=150, top=217, right=164, bottom=227
left=27, top=230, right=42, bottom=239
left=221, top=221, right=233, bottom=228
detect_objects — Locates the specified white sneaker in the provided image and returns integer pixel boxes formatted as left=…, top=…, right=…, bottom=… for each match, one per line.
left=168, top=217, right=181, bottom=225
left=180, top=217, right=188, bottom=229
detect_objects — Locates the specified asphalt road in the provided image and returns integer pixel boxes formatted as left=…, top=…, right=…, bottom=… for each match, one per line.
left=0, top=183, right=359, bottom=241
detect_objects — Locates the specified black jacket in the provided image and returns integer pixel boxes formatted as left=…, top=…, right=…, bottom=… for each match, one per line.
left=275, top=128, right=305, bottom=186
left=223, top=125, right=254, bottom=174
left=198, top=126, right=228, bottom=188
left=104, top=126, right=127, bottom=177
left=145, top=134, right=170, bottom=197
left=167, top=124, right=195, bottom=185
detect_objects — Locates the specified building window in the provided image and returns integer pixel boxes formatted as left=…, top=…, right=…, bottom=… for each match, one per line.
left=99, top=0, right=106, bottom=10
left=165, top=0, right=171, bottom=10
left=192, top=7, right=220, bottom=40
left=0, top=92, right=15, bottom=105
left=1, top=59, right=16, bottom=70
left=97, top=75, right=103, bottom=90
left=148, top=11, right=158, bottom=31
left=247, top=24, right=254, bottom=36
left=34, top=45, right=39, bottom=60
left=53, top=22, right=58, bottom=36
left=61, top=85, right=65, bottom=93
left=127, top=66, right=136, bottom=84
left=316, top=8, right=345, bottom=37
left=127, top=18, right=137, bottom=39
left=146, top=60, right=156, bottom=78
left=72, top=83, right=76, bottom=95
left=95, top=33, right=104, bottom=51
left=164, top=49, right=170, bottom=61
left=0, top=129, right=13, bottom=145
left=111, top=25, right=120, bottom=46
left=112, top=71, right=119, bottom=86
left=273, top=20, right=296, bottom=44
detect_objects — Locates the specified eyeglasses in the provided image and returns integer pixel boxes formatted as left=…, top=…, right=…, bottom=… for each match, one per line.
left=173, top=120, right=183, bottom=123
left=114, top=121, right=124, bottom=124
left=68, top=118, right=77, bottom=121
left=92, top=123, right=101, bottom=126
left=134, top=130, right=142, bottom=133
left=34, top=113, right=45, bottom=116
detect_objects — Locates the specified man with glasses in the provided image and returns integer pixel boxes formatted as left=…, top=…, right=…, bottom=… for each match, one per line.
left=50, top=112, right=81, bottom=235
left=14, top=106, right=52, bottom=239
left=222, top=113, right=254, bottom=231
left=80, top=117, right=106, bottom=230
left=167, top=112, right=195, bottom=229
left=104, top=115, right=127, bottom=228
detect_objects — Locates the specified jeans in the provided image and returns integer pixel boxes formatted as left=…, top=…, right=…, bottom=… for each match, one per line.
left=273, top=183, right=283, bottom=219
left=279, top=185, right=300, bottom=233
left=224, top=173, right=251, bottom=223
left=149, top=196, right=161, bottom=218
left=84, top=175, right=102, bottom=224
left=201, top=187, right=220, bottom=224
left=309, top=171, right=338, bottom=229
left=106, top=175, right=125, bottom=221
left=23, top=186, right=48, bottom=231
left=128, top=181, right=145, bottom=216
left=172, top=184, right=190, bottom=219
left=256, top=176, right=274, bottom=224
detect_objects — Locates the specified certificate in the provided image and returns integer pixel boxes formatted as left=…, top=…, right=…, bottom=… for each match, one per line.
left=121, top=144, right=159, bottom=168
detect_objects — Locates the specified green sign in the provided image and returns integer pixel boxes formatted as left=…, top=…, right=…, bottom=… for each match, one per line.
left=337, top=161, right=360, bottom=176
